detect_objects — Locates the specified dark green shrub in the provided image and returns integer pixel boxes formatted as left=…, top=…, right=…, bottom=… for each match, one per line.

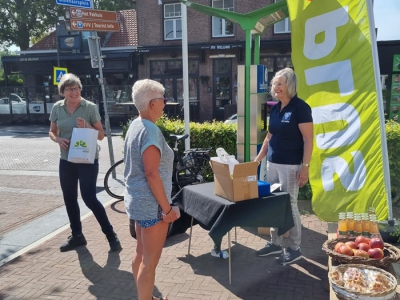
left=121, top=118, right=400, bottom=201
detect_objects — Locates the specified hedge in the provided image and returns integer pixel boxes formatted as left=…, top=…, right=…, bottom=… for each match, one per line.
left=121, top=117, right=400, bottom=202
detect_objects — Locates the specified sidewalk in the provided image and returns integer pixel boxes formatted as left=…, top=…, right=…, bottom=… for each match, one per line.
left=0, top=199, right=331, bottom=300
left=0, top=124, right=332, bottom=299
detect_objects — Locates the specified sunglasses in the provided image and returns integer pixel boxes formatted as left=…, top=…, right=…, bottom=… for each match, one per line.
left=151, top=98, right=168, bottom=105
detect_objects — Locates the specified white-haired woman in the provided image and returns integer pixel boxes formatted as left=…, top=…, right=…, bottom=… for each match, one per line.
left=254, top=68, right=313, bottom=265
left=124, top=79, right=180, bottom=300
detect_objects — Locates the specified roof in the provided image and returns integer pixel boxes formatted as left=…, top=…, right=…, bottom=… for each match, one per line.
left=28, top=9, right=137, bottom=51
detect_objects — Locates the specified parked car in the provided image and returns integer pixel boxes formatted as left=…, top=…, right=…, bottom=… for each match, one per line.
left=0, top=94, right=27, bottom=114
left=224, top=101, right=278, bottom=125
left=224, top=113, right=237, bottom=125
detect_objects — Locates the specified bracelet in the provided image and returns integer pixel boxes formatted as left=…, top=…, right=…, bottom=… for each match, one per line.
left=302, top=163, right=310, bottom=167
left=162, top=207, right=172, bottom=216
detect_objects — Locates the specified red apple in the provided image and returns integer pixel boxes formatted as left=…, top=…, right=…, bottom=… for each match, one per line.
left=353, top=249, right=369, bottom=258
left=345, top=241, right=357, bottom=250
left=355, top=236, right=370, bottom=246
left=368, top=248, right=384, bottom=259
left=339, top=245, right=354, bottom=256
left=334, top=242, right=345, bottom=252
left=369, top=237, right=384, bottom=250
left=358, top=242, right=371, bottom=252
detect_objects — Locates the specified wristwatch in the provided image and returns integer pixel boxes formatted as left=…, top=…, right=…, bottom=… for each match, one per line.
left=302, top=163, right=310, bottom=167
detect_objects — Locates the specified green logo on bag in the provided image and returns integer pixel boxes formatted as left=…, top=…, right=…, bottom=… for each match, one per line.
left=74, top=140, right=87, bottom=148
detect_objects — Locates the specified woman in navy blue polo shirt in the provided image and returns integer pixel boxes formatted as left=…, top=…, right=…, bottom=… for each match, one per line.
left=254, top=68, right=313, bottom=265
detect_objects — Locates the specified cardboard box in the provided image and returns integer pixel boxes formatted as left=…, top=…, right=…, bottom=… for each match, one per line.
left=210, top=160, right=259, bottom=202
left=257, top=227, right=289, bottom=238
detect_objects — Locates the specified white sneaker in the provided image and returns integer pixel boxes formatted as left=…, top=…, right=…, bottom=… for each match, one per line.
left=211, top=249, right=229, bottom=259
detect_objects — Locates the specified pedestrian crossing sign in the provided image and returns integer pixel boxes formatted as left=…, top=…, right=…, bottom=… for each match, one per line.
left=53, top=67, right=68, bottom=85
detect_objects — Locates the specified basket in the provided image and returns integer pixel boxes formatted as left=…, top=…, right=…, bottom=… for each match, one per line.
left=322, top=237, right=400, bottom=267
left=329, top=264, right=397, bottom=300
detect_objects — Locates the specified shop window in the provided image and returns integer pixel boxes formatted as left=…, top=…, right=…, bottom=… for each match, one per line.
left=164, top=3, right=182, bottom=40
left=212, top=0, right=234, bottom=37
left=274, top=0, right=291, bottom=34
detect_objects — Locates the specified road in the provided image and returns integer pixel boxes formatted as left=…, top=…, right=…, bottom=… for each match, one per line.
left=0, top=124, right=124, bottom=263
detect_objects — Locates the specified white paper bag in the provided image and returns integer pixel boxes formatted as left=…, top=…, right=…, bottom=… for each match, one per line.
left=67, top=128, right=99, bottom=164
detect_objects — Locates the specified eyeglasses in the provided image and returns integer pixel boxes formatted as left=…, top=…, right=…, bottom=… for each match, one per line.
left=272, top=82, right=286, bottom=87
left=64, top=87, right=81, bottom=93
left=151, top=98, right=168, bottom=105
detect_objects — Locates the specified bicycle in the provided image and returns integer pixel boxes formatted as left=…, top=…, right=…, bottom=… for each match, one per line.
left=103, top=133, right=212, bottom=201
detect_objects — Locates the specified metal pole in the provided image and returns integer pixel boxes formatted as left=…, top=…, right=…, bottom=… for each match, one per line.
left=367, top=0, right=392, bottom=220
left=182, top=3, right=190, bottom=151
left=93, top=32, right=116, bottom=170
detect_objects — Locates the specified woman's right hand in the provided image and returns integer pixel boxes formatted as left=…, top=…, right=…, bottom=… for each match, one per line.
left=56, top=137, right=70, bottom=150
left=162, top=207, right=180, bottom=223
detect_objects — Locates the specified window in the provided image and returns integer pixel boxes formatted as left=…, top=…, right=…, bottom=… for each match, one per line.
left=274, top=0, right=291, bottom=34
left=212, top=0, right=234, bottom=37
left=164, top=3, right=182, bottom=40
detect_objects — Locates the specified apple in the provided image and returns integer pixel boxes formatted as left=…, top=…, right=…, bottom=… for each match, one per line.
left=368, top=248, right=384, bottom=259
left=369, top=237, right=384, bottom=250
left=358, top=242, right=371, bottom=252
left=345, top=241, right=357, bottom=250
left=355, top=236, right=370, bottom=246
left=334, top=242, right=345, bottom=252
left=338, top=245, right=354, bottom=256
left=353, top=249, right=369, bottom=258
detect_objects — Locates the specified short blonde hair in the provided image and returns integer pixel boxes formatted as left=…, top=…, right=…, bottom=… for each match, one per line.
left=271, top=68, right=298, bottom=99
left=131, top=79, right=165, bottom=111
left=58, top=73, right=82, bottom=94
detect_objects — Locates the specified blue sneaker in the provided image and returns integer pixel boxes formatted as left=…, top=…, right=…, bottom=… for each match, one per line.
left=278, top=248, right=301, bottom=265
left=256, top=242, right=282, bottom=257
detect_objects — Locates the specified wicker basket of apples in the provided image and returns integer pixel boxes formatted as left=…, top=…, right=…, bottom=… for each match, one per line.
left=322, top=236, right=400, bottom=267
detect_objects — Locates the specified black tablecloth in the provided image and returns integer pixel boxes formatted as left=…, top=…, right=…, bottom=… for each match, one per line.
left=170, top=182, right=294, bottom=250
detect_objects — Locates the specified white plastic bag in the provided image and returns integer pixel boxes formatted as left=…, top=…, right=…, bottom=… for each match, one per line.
left=67, top=128, right=99, bottom=164
left=211, top=147, right=239, bottom=175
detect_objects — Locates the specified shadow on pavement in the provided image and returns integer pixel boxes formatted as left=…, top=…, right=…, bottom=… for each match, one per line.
left=76, top=247, right=165, bottom=300
left=177, top=226, right=330, bottom=300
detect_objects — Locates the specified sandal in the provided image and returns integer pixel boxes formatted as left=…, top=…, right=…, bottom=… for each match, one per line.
left=152, top=296, right=167, bottom=300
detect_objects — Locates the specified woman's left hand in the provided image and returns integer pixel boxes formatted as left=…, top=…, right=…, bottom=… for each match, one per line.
left=76, top=117, right=88, bottom=128
left=297, top=166, right=309, bottom=188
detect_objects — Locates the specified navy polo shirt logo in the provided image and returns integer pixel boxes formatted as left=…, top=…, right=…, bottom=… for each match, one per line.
left=282, top=112, right=292, bottom=123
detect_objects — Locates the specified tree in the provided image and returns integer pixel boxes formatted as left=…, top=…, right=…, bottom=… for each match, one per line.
left=0, top=0, right=135, bottom=51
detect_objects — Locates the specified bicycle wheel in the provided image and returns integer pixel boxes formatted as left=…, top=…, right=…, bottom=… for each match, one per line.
left=194, top=156, right=213, bottom=183
left=104, top=159, right=125, bottom=200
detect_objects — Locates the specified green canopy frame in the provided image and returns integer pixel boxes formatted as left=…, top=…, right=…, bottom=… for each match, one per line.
left=181, top=0, right=289, bottom=161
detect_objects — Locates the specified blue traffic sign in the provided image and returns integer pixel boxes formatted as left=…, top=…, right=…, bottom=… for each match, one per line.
left=56, top=0, right=92, bottom=9
left=53, top=67, right=68, bottom=85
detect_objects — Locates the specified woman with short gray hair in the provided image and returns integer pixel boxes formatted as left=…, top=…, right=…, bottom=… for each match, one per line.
left=124, top=79, right=179, bottom=300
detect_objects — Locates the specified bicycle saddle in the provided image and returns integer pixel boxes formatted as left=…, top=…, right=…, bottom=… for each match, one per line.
left=170, top=134, right=189, bottom=141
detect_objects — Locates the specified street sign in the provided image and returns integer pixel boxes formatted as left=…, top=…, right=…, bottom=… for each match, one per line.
left=56, top=0, right=92, bottom=9
left=68, top=19, right=120, bottom=32
left=53, top=67, right=68, bottom=85
left=66, top=8, right=117, bottom=22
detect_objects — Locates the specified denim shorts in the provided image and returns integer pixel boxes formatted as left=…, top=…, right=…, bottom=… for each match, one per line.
left=137, top=218, right=161, bottom=228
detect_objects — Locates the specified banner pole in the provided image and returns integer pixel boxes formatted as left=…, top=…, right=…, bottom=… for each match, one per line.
left=366, top=0, right=392, bottom=220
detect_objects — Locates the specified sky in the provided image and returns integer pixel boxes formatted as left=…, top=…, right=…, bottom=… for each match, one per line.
left=6, top=0, right=400, bottom=52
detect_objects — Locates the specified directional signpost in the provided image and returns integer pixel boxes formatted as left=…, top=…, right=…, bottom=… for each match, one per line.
left=64, top=8, right=120, bottom=32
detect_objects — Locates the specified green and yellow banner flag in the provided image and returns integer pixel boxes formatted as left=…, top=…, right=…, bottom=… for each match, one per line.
left=287, top=0, right=388, bottom=221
